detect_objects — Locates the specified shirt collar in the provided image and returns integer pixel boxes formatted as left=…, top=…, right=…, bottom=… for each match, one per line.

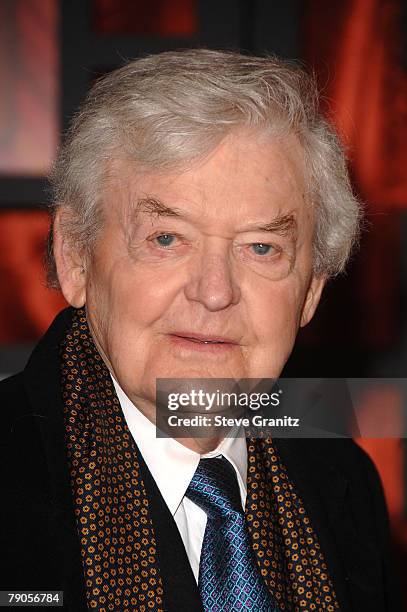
left=112, top=378, right=248, bottom=515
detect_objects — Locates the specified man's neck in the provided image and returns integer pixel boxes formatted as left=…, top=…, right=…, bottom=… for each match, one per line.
left=174, top=435, right=224, bottom=454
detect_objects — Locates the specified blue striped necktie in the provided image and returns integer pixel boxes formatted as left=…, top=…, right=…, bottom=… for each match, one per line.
left=186, top=456, right=277, bottom=611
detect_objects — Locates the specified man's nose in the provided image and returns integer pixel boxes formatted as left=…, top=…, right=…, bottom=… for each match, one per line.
left=184, top=247, right=241, bottom=311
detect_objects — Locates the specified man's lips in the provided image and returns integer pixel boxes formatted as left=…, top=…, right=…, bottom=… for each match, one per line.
left=169, top=332, right=238, bottom=344
left=168, top=332, right=239, bottom=350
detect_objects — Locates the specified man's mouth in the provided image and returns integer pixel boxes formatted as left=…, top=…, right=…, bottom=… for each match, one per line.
left=184, top=338, right=222, bottom=344
left=168, top=332, right=238, bottom=349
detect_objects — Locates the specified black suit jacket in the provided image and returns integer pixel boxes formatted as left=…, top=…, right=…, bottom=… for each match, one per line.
left=0, top=309, right=403, bottom=611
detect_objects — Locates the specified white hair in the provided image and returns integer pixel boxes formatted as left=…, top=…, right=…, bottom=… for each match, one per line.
left=48, top=48, right=361, bottom=285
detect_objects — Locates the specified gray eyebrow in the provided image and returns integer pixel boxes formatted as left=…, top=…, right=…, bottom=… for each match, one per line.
left=134, top=197, right=184, bottom=218
left=244, top=214, right=297, bottom=236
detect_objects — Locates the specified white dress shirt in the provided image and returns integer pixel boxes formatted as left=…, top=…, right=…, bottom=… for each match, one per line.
left=112, top=378, right=248, bottom=582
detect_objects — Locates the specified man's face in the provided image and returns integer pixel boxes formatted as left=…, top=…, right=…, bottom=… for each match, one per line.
left=58, top=129, right=325, bottom=413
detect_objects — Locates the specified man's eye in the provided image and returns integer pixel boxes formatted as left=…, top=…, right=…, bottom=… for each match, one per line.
left=250, top=243, right=276, bottom=256
left=155, top=234, right=176, bottom=247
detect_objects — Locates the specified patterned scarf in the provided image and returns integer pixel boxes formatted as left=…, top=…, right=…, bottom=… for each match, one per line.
left=60, top=308, right=339, bottom=611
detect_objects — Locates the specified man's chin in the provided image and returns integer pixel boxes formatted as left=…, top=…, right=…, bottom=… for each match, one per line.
left=149, top=365, right=248, bottom=381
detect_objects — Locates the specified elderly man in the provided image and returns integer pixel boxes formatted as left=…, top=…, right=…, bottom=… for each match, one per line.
left=0, top=50, right=401, bottom=611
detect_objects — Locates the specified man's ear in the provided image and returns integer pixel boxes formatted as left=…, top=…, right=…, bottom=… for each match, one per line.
left=300, top=274, right=327, bottom=328
left=53, top=209, right=87, bottom=308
